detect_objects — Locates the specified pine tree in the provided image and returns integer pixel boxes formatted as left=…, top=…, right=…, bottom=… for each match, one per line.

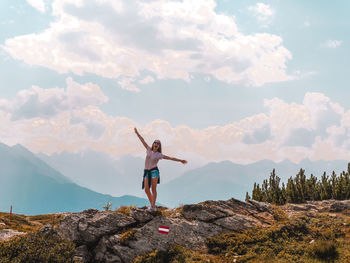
left=268, top=169, right=285, bottom=205
left=343, top=171, right=350, bottom=199
left=252, top=183, right=263, bottom=202
left=331, top=171, right=337, bottom=199
left=286, top=176, right=297, bottom=203
left=306, top=174, right=319, bottom=201
left=245, top=192, right=251, bottom=201
left=262, top=179, right=269, bottom=202
left=250, top=163, right=350, bottom=205
left=295, top=169, right=307, bottom=203
left=281, top=183, right=287, bottom=204
left=320, top=172, right=331, bottom=200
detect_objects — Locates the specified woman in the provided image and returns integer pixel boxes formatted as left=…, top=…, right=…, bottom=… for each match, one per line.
left=134, top=127, right=187, bottom=211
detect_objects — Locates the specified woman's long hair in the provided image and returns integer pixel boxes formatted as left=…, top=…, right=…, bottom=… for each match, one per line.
left=151, top=140, right=162, bottom=153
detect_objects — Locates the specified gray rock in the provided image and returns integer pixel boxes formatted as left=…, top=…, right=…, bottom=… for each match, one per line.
left=305, top=204, right=319, bottom=211
left=57, top=209, right=136, bottom=245
left=75, top=245, right=92, bottom=263
left=214, top=214, right=261, bottom=231
left=93, top=236, right=109, bottom=262
left=330, top=200, right=350, bottom=212
left=0, top=229, right=26, bottom=241
left=55, top=198, right=288, bottom=262
left=247, top=199, right=272, bottom=212
left=39, top=224, right=57, bottom=236
left=130, top=208, right=154, bottom=223
left=94, top=239, right=123, bottom=263
left=181, top=204, right=227, bottom=221
left=94, top=215, right=224, bottom=263
left=287, top=204, right=311, bottom=211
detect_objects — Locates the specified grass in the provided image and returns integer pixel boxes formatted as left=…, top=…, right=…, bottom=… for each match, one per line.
left=159, top=206, right=184, bottom=218
left=0, top=212, right=65, bottom=233
left=133, top=245, right=227, bottom=263
left=120, top=229, right=136, bottom=245
left=116, top=205, right=137, bottom=216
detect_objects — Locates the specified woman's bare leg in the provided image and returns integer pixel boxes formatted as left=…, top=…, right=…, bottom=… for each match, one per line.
left=144, top=178, right=153, bottom=206
left=151, top=178, right=158, bottom=207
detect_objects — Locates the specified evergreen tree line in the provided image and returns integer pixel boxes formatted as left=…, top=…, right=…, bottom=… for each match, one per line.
left=246, top=163, right=350, bottom=205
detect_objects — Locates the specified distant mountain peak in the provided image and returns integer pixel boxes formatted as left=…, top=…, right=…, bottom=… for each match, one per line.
left=11, top=144, right=35, bottom=156
left=12, top=143, right=29, bottom=150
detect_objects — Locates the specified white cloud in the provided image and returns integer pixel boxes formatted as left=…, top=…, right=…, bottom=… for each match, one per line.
left=322, top=40, right=343, bottom=49
left=0, top=77, right=108, bottom=120
left=139, top=76, right=155, bottom=84
left=118, top=77, right=140, bottom=92
left=1, top=85, right=350, bottom=164
left=26, top=0, right=46, bottom=13
left=3, top=0, right=292, bottom=88
left=248, top=3, right=274, bottom=27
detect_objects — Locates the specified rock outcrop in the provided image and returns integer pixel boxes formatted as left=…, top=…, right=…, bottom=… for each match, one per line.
left=56, top=198, right=274, bottom=263
left=0, top=229, right=26, bottom=241
left=55, top=198, right=350, bottom=263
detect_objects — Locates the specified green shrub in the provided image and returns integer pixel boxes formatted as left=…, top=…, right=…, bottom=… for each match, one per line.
left=267, top=220, right=308, bottom=241
left=309, top=240, right=338, bottom=260
left=103, top=201, right=112, bottom=211
left=206, top=220, right=311, bottom=262
left=0, top=231, right=77, bottom=263
left=206, top=233, right=242, bottom=255
left=133, top=245, right=210, bottom=263
left=133, top=249, right=171, bottom=263
left=270, top=205, right=288, bottom=221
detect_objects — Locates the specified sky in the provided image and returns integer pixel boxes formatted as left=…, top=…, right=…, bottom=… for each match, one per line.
left=0, top=0, right=349, bottom=167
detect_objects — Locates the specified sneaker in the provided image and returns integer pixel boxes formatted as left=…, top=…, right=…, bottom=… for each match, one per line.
left=147, top=206, right=156, bottom=211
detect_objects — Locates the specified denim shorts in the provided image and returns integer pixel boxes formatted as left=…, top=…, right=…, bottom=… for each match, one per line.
left=150, top=169, right=160, bottom=178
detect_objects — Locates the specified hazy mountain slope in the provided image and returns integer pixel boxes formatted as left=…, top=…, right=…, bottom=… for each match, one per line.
left=38, top=151, right=132, bottom=196
left=38, top=150, right=189, bottom=197
left=158, top=159, right=350, bottom=207
left=0, top=143, right=149, bottom=214
left=0, top=143, right=71, bottom=184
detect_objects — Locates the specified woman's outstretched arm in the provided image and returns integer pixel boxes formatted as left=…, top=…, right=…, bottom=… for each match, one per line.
left=134, top=128, right=150, bottom=149
left=163, top=155, right=187, bottom=164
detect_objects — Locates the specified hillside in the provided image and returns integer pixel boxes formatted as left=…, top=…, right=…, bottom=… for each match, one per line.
left=0, top=143, right=150, bottom=214
left=2, top=198, right=350, bottom=262
left=37, top=150, right=189, bottom=197
left=37, top=149, right=350, bottom=207
left=158, top=159, right=349, bottom=207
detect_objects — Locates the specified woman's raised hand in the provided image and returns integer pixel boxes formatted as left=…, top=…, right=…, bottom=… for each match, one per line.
left=135, top=128, right=149, bottom=149
left=181, top=160, right=188, bottom=164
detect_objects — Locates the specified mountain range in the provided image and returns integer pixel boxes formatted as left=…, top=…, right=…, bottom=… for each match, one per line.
left=37, top=148, right=349, bottom=208
left=37, top=150, right=191, bottom=197
left=1, top=141, right=349, bottom=213
left=0, top=143, right=150, bottom=215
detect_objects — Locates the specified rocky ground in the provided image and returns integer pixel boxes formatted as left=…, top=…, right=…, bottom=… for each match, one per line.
left=0, top=212, right=65, bottom=241
left=1, top=199, right=350, bottom=262
left=55, top=199, right=350, bottom=262
left=0, top=228, right=26, bottom=241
